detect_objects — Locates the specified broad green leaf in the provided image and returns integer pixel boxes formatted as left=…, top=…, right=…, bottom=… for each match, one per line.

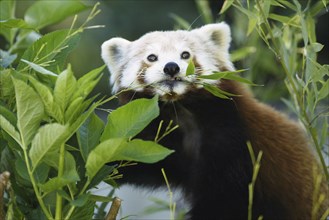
left=86, top=138, right=125, bottom=180
left=71, top=194, right=90, bottom=207
left=77, top=112, right=104, bottom=161
left=86, top=138, right=173, bottom=179
left=24, top=1, right=89, bottom=29
left=0, top=69, right=15, bottom=98
left=0, top=105, right=17, bottom=126
left=0, top=19, right=31, bottom=29
left=0, top=115, right=21, bottom=146
left=39, top=169, right=79, bottom=194
left=21, top=59, right=58, bottom=77
left=0, top=0, right=16, bottom=43
left=54, top=65, right=77, bottom=114
left=42, top=150, right=76, bottom=171
left=101, top=96, right=159, bottom=141
left=69, top=200, right=95, bottom=220
left=27, top=76, right=64, bottom=123
left=65, top=101, right=101, bottom=141
left=71, top=65, right=105, bottom=100
left=17, top=29, right=81, bottom=72
left=64, top=97, right=84, bottom=122
left=15, top=157, right=30, bottom=182
left=12, top=77, right=44, bottom=148
left=120, top=139, right=174, bottom=163
left=29, top=123, right=68, bottom=169
left=185, top=59, right=195, bottom=76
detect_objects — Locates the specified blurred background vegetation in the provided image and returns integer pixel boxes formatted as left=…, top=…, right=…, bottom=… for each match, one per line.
left=8, top=0, right=328, bottom=103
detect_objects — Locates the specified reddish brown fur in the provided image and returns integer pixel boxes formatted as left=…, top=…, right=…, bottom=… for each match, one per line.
left=222, top=80, right=329, bottom=219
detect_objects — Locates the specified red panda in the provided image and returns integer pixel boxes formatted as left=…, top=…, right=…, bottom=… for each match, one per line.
left=101, top=23, right=329, bottom=219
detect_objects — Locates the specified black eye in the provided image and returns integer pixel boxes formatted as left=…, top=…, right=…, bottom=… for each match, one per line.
left=181, top=51, right=190, bottom=59
left=147, top=54, right=158, bottom=62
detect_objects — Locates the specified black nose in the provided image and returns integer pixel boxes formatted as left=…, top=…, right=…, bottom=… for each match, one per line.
left=163, top=62, right=180, bottom=77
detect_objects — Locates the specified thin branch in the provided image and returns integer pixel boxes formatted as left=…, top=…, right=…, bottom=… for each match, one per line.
left=105, top=197, right=122, bottom=220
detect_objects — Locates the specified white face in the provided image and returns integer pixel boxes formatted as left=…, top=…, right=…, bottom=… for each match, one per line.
left=101, top=23, right=234, bottom=101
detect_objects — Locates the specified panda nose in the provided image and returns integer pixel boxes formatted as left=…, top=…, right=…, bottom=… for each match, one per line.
left=164, top=62, right=180, bottom=77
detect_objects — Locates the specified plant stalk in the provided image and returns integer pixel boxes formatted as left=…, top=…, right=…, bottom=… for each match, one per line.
left=255, top=0, right=329, bottom=181
left=55, top=143, right=66, bottom=220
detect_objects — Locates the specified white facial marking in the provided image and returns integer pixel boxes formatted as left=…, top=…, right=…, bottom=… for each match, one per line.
left=101, top=22, right=235, bottom=99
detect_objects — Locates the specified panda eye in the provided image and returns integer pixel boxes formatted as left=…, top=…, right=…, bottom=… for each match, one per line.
left=147, top=54, right=158, bottom=62
left=181, top=51, right=190, bottom=59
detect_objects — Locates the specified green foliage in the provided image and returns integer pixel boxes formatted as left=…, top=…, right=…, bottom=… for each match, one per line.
left=0, top=1, right=173, bottom=219
left=222, top=0, right=329, bottom=180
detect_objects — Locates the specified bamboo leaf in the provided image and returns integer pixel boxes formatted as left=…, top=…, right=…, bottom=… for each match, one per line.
left=21, top=59, right=58, bottom=77
left=185, top=59, right=195, bottom=76
left=220, top=0, right=234, bottom=14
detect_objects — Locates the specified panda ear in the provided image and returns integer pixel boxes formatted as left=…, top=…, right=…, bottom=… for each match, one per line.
left=192, top=22, right=231, bottom=50
left=101, top=37, right=131, bottom=68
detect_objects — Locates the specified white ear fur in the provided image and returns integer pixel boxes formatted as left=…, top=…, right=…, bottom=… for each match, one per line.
left=101, top=38, right=131, bottom=89
left=192, top=22, right=231, bottom=50
left=101, top=37, right=131, bottom=71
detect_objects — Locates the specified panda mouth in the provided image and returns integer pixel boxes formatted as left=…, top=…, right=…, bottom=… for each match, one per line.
left=158, top=77, right=184, bottom=87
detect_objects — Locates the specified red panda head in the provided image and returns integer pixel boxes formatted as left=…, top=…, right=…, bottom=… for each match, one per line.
left=101, top=22, right=234, bottom=100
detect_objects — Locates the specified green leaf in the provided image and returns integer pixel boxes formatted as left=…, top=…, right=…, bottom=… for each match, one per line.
left=0, top=19, right=31, bottom=29
left=21, top=59, right=58, bottom=77
left=54, top=65, right=77, bottom=114
left=101, top=96, right=159, bottom=141
left=185, top=59, right=195, bottom=76
left=69, top=200, right=95, bottom=220
left=71, top=65, right=105, bottom=101
left=77, top=112, right=104, bottom=161
left=0, top=69, right=15, bottom=98
left=204, top=84, right=231, bottom=99
left=24, top=1, right=89, bottom=29
left=317, top=80, right=329, bottom=101
left=70, top=194, right=90, bottom=207
left=0, top=115, right=21, bottom=146
left=86, top=138, right=125, bottom=179
left=169, top=14, right=190, bottom=30
left=12, top=77, right=44, bottom=148
left=198, top=69, right=247, bottom=80
left=39, top=169, right=79, bottom=194
left=29, top=123, right=68, bottom=169
left=195, top=0, right=213, bottom=24
left=220, top=0, right=234, bottom=14
left=86, top=138, right=173, bottom=180
left=121, top=139, right=174, bottom=163
left=0, top=0, right=16, bottom=43
left=17, top=29, right=81, bottom=72
left=27, top=76, right=64, bottom=122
